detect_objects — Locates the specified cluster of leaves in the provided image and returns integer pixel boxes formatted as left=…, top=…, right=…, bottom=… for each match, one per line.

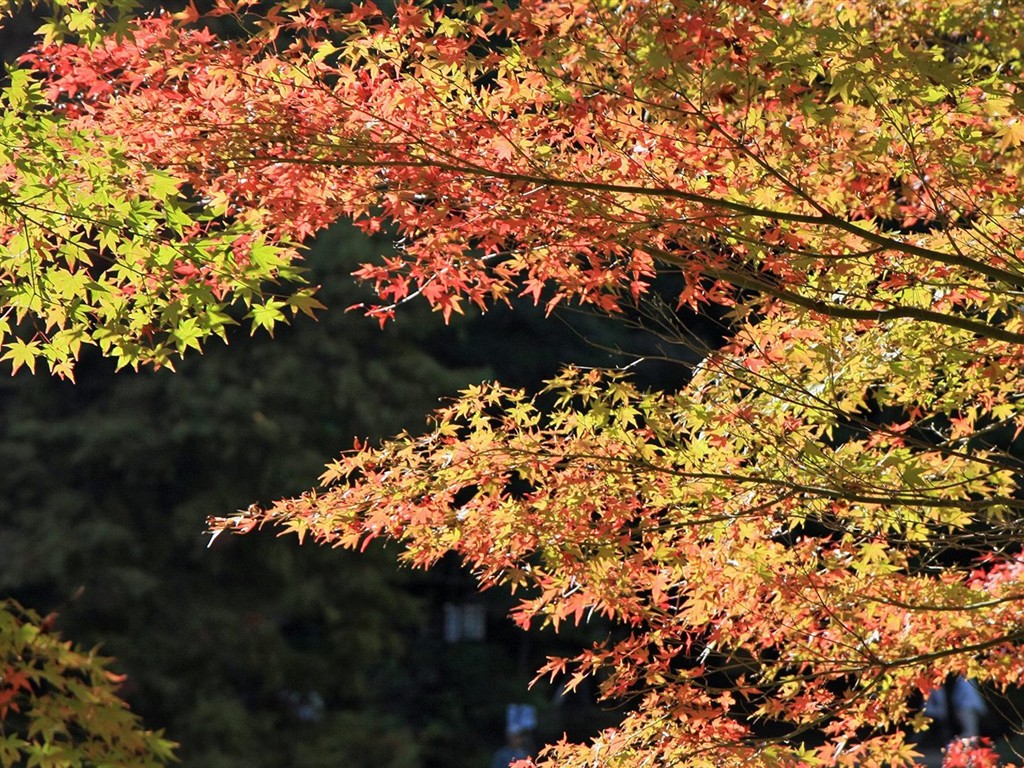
left=1, top=0, right=135, bottom=47
left=0, top=600, right=175, bottom=767
left=944, top=738, right=1003, bottom=768
left=20, top=0, right=1024, bottom=327
left=239, top=364, right=1024, bottom=766
left=0, top=58, right=314, bottom=377
left=6, top=0, right=1024, bottom=766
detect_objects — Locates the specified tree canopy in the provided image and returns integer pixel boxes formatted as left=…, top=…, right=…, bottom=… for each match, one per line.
left=5, top=0, right=1024, bottom=766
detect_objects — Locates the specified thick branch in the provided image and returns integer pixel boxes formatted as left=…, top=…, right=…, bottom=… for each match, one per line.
left=642, top=244, right=1024, bottom=346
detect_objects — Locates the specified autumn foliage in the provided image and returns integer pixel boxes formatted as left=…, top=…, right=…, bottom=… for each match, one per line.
left=6, top=0, right=1024, bottom=765
left=0, top=600, right=175, bottom=766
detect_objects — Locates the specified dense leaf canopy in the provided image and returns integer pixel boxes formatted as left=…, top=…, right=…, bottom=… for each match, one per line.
left=5, top=0, right=1024, bottom=766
